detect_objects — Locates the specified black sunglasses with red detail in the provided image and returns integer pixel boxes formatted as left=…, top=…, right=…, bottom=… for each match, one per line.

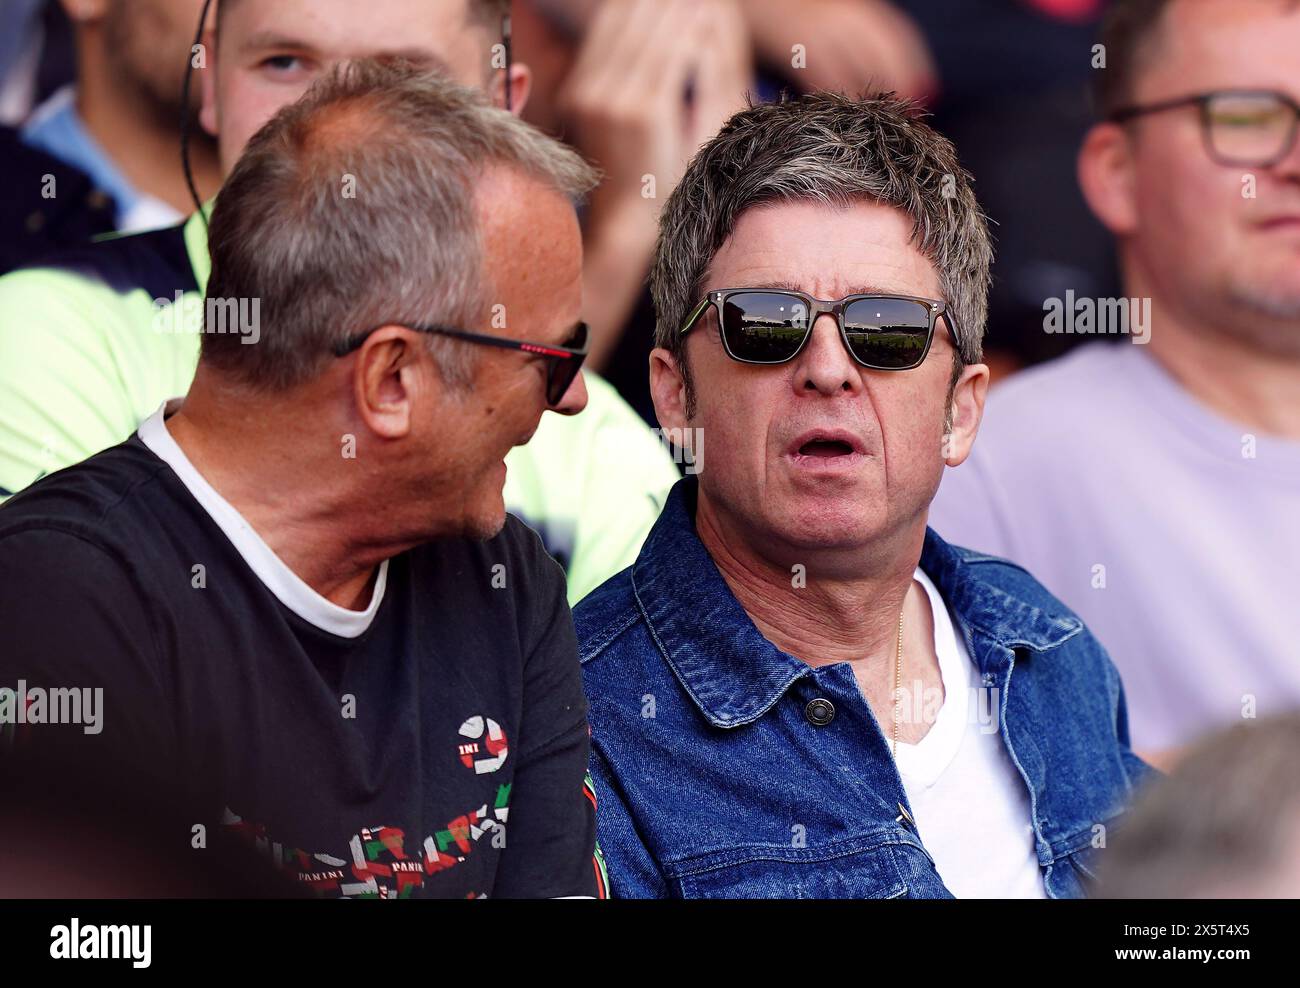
left=333, top=321, right=589, bottom=407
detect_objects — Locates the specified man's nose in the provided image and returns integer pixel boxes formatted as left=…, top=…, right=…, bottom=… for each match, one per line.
left=793, top=313, right=859, bottom=395
left=551, top=368, right=589, bottom=416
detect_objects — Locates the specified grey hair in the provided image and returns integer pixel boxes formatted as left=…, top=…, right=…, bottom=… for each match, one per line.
left=202, top=58, right=598, bottom=392
left=652, top=91, right=992, bottom=416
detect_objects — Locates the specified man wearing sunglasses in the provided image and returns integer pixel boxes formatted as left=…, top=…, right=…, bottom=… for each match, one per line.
left=931, top=0, right=1300, bottom=771
left=574, top=92, right=1153, bottom=898
left=0, top=62, right=605, bottom=899
left=0, top=0, right=680, bottom=605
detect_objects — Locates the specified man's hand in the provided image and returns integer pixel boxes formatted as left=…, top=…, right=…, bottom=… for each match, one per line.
left=558, top=0, right=752, bottom=369
left=744, top=0, right=938, bottom=103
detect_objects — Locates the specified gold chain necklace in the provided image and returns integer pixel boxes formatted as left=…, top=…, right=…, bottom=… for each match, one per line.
left=891, top=607, right=904, bottom=760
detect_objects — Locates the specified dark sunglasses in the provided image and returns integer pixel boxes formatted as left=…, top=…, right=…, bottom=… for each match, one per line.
left=680, top=289, right=955, bottom=370
left=333, top=321, right=588, bottom=407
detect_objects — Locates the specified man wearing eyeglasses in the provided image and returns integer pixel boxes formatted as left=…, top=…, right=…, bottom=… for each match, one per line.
left=0, top=0, right=681, bottom=605
left=573, top=92, right=1153, bottom=898
left=0, top=62, right=605, bottom=899
left=930, top=0, right=1300, bottom=771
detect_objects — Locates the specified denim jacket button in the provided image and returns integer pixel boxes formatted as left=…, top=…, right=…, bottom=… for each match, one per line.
left=805, top=698, right=836, bottom=726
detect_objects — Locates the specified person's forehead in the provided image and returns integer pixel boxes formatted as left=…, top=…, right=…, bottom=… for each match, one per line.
left=1135, top=0, right=1300, bottom=98
left=475, top=167, right=583, bottom=318
left=706, top=199, right=940, bottom=297
left=225, top=0, right=479, bottom=63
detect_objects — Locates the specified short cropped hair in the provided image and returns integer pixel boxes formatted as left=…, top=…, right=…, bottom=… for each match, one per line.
left=1091, top=0, right=1177, bottom=117
left=652, top=91, right=991, bottom=416
left=1092, top=0, right=1300, bottom=118
left=202, top=58, right=597, bottom=391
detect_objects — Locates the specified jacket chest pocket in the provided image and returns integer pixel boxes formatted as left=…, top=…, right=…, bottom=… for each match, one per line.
left=664, top=836, right=943, bottom=899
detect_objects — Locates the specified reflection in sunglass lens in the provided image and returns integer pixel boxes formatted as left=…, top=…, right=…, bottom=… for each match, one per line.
left=720, top=292, right=811, bottom=362
left=843, top=297, right=933, bottom=369
left=1207, top=93, right=1296, bottom=164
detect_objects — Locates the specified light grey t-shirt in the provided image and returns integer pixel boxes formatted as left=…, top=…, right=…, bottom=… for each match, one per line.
left=929, top=342, right=1300, bottom=753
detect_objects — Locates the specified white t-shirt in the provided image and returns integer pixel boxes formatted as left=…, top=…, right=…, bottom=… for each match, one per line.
left=929, top=343, right=1300, bottom=753
left=894, top=568, right=1046, bottom=898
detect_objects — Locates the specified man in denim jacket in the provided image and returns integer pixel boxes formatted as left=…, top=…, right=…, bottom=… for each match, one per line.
left=575, top=92, right=1155, bottom=898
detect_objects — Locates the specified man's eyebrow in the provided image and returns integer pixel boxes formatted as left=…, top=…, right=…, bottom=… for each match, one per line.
left=238, top=30, right=317, bottom=54
left=237, top=33, right=452, bottom=73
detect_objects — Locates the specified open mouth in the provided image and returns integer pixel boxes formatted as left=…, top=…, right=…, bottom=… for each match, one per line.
left=787, top=430, right=866, bottom=469
left=798, top=438, right=856, bottom=457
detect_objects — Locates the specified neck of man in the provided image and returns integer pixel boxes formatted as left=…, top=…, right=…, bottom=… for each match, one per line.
left=164, top=373, right=416, bottom=611
left=694, top=489, right=933, bottom=675
left=1128, top=261, right=1300, bottom=440
left=74, top=33, right=222, bottom=216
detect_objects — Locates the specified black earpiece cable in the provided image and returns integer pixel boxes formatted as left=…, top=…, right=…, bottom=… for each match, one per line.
left=502, top=7, right=513, bottom=113
left=181, top=0, right=216, bottom=229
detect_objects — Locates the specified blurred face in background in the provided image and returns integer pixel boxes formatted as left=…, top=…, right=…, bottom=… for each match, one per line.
left=201, top=0, right=511, bottom=174
left=658, top=200, right=973, bottom=567
left=1089, top=0, right=1300, bottom=355
left=509, top=0, right=594, bottom=134
left=64, top=0, right=210, bottom=124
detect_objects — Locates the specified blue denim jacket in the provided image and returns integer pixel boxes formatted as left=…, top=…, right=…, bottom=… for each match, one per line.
left=575, top=478, right=1156, bottom=898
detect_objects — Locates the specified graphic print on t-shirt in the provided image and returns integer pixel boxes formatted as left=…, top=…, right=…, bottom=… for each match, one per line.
left=584, top=770, right=610, bottom=899
left=458, top=714, right=509, bottom=774
left=223, top=782, right=511, bottom=899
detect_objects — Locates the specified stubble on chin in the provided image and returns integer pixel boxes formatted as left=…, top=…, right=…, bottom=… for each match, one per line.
left=1222, top=280, right=1300, bottom=358
left=460, top=501, right=508, bottom=543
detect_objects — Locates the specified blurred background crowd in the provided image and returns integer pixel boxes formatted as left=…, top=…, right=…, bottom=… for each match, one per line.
left=0, top=0, right=1113, bottom=391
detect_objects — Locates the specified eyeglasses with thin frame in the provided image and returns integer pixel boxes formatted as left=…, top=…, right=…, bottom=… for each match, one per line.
left=679, top=289, right=957, bottom=371
left=1109, top=89, right=1300, bottom=168
left=333, top=321, right=588, bottom=407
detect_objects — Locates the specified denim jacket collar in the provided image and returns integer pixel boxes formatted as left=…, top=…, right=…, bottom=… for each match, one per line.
left=630, top=477, right=1082, bottom=730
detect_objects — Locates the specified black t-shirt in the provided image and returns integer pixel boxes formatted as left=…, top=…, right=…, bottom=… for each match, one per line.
left=0, top=435, right=600, bottom=899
